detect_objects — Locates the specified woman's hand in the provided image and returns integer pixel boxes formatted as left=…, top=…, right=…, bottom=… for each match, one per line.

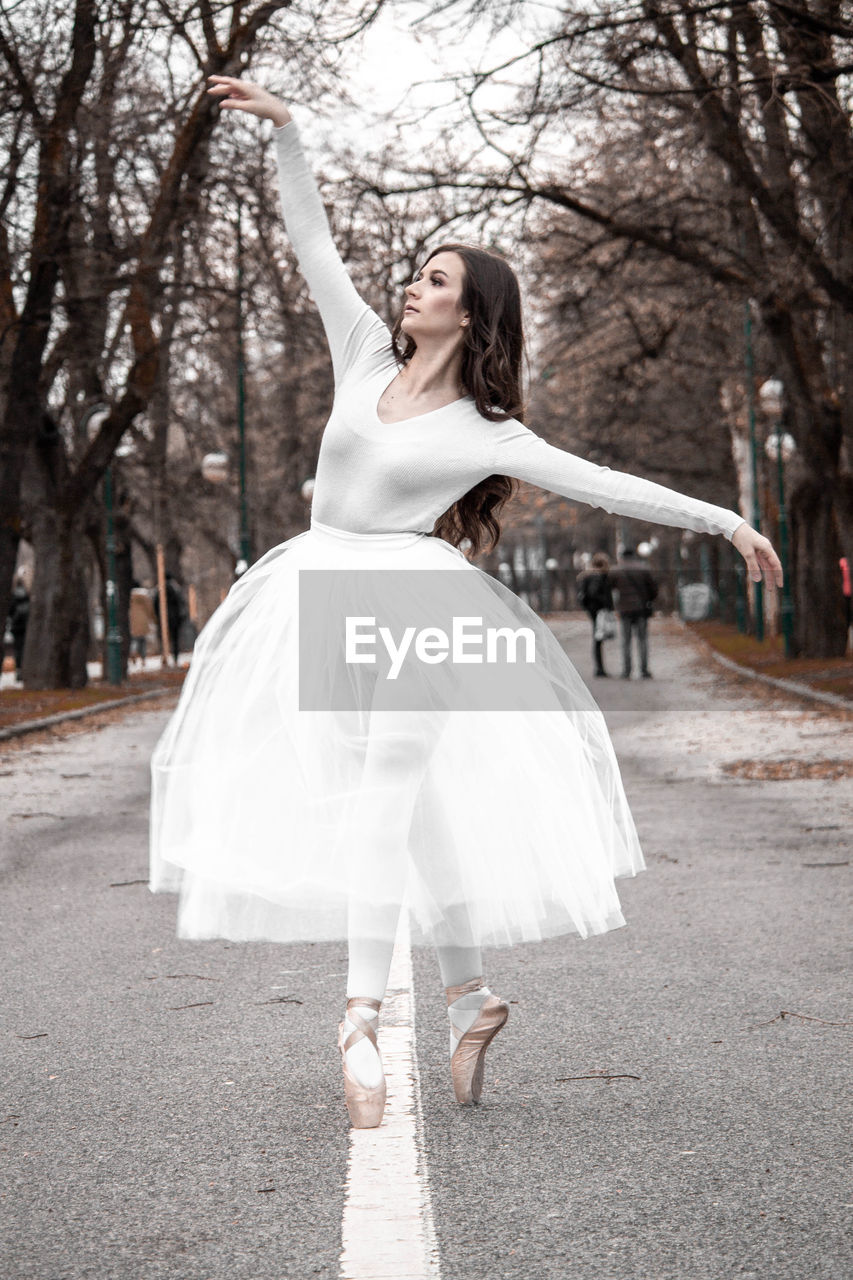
left=731, top=521, right=784, bottom=587
left=206, top=75, right=292, bottom=128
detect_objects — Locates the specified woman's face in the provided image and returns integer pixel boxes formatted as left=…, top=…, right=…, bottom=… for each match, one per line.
left=400, top=251, right=469, bottom=345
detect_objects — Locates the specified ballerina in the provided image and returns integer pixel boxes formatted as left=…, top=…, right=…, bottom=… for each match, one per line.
left=149, top=73, right=783, bottom=1129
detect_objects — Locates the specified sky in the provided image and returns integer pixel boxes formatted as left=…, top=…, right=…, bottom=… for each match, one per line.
left=299, top=1, right=553, bottom=157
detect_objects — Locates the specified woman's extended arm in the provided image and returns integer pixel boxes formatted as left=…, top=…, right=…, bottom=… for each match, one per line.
left=207, top=76, right=382, bottom=382
left=490, top=421, right=783, bottom=585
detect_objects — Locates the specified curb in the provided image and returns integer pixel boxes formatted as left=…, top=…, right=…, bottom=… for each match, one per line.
left=674, top=618, right=853, bottom=713
left=0, top=687, right=175, bottom=743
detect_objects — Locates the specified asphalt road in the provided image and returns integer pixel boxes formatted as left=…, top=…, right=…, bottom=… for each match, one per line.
left=2, top=616, right=851, bottom=1280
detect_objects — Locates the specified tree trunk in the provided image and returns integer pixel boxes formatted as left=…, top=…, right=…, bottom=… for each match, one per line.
left=1, top=528, right=20, bottom=612
left=115, top=489, right=133, bottom=677
left=0, top=485, right=24, bottom=619
left=23, top=501, right=91, bottom=689
left=758, top=298, right=847, bottom=656
left=91, top=495, right=133, bottom=680
left=789, top=476, right=848, bottom=658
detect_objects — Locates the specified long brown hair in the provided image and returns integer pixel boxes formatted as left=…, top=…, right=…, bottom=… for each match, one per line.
left=390, top=243, right=526, bottom=558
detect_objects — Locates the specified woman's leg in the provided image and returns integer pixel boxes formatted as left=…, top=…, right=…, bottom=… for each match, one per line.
left=590, top=612, right=606, bottom=677
left=420, top=824, right=509, bottom=1102
left=620, top=613, right=632, bottom=677
left=13, top=631, right=25, bottom=678
left=436, top=940, right=483, bottom=988
left=408, top=767, right=502, bottom=1061
left=342, top=710, right=443, bottom=1087
left=344, top=910, right=400, bottom=1090
left=637, top=612, right=650, bottom=676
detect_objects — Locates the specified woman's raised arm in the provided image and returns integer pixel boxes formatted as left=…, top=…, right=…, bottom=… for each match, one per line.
left=489, top=421, right=783, bottom=586
left=207, top=76, right=383, bottom=382
left=207, top=74, right=292, bottom=127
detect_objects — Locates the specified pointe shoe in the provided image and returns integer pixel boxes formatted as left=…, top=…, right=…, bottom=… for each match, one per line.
left=445, top=977, right=509, bottom=1105
left=338, top=997, right=386, bottom=1129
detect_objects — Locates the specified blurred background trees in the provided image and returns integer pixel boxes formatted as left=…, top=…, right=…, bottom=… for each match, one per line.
left=385, top=0, right=852, bottom=655
left=0, top=0, right=386, bottom=687
left=2, top=1, right=851, bottom=688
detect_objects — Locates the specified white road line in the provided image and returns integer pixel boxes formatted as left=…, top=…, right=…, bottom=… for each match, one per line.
left=339, top=909, right=441, bottom=1280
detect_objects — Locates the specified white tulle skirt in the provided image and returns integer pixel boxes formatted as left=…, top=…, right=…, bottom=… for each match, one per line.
left=149, top=518, right=645, bottom=948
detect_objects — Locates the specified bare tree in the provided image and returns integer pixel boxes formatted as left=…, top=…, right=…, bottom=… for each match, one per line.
left=376, top=0, right=853, bottom=656
left=0, top=0, right=385, bottom=687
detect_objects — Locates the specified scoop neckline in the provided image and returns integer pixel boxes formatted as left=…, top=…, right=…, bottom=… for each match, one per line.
left=373, top=368, right=469, bottom=426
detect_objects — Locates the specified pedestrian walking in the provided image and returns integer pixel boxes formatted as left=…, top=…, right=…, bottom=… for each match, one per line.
left=155, top=573, right=187, bottom=666
left=6, top=574, right=29, bottom=682
left=610, top=547, right=659, bottom=679
left=840, top=556, right=851, bottom=645
left=129, top=582, right=156, bottom=667
left=576, top=552, right=616, bottom=677
left=149, top=75, right=784, bottom=1130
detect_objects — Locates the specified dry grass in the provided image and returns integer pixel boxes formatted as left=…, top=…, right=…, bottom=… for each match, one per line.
left=688, top=621, right=853, bottom=702
left=0, top=666, right=186, bottom=732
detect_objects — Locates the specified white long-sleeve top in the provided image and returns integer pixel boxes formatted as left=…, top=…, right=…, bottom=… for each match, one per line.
left=273, top=120, right=746, bottom=543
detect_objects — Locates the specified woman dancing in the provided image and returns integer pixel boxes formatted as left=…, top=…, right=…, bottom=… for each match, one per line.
left=149, top=75, right=783, bottom=1129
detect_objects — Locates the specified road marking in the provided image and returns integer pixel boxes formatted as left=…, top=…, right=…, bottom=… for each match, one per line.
left=339, top=909, right=441, bottom=1279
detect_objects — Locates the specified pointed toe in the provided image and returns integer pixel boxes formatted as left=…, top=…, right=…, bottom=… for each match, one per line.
left=449, top=995, right=509, bottom=1104
left=338, top=999, right=386, bottom=1128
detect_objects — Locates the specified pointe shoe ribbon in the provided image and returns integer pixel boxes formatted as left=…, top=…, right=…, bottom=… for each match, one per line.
left=338, top=996, right=386, bottom=1129
left=445, top=977, right=509, bottom=1105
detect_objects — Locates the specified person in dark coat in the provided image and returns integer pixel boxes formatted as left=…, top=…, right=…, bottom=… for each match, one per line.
left=576, top=551, right=615, bottom=677
left=6, top=576, right=30, bottom=682
left=155, top=573, right=188, bottom=666
left=609, top=547, right=658, bottom=679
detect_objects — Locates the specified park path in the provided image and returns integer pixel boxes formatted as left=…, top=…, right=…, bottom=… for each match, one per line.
left=1, top=616, right=851, bottom=1279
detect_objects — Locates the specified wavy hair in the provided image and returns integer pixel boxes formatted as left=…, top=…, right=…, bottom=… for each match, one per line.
left=390, top=243, right=526, bottom=558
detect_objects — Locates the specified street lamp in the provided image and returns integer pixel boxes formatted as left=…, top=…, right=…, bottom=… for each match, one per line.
left=201, top=451, right=229, bottom=484
left=235, top=196, right=251, bottom=571
left=198, top=201, right=251, bottom=578
left=83, top=403, right=124, bottom=685
left=744, top=303, right=765, bottom=641
left=759, top=378, right=796, bottom=657
left=201, top=450, right=248, bottom=578
left=545, top=556, right=560, bottom=610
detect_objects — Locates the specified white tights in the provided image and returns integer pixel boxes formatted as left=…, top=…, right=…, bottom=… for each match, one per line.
left=342, top=708, right=483, bottom=999
left=344, top=928, right=484, bottom=1090
left=346, top=930, right=483, bottom=1001
left=339, top=710, right=486, bottom=1087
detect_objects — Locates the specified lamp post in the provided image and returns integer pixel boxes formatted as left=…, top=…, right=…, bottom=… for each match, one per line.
left=235, top=196, right=251, bottom=573
left=534, top=514, right=550, bottom=612
left=102, top=463, right=124, bottom=684
left=759, top=378, right=796, bottom=658
left=201, top=450, right=243, bottom=584
left=200, top=199, right=252, bottom=578
left=744, top=303, right=764, bottom=641
left=83, top=403, right=124, bottom=685
left=545, top=557, right=559, bottom=610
